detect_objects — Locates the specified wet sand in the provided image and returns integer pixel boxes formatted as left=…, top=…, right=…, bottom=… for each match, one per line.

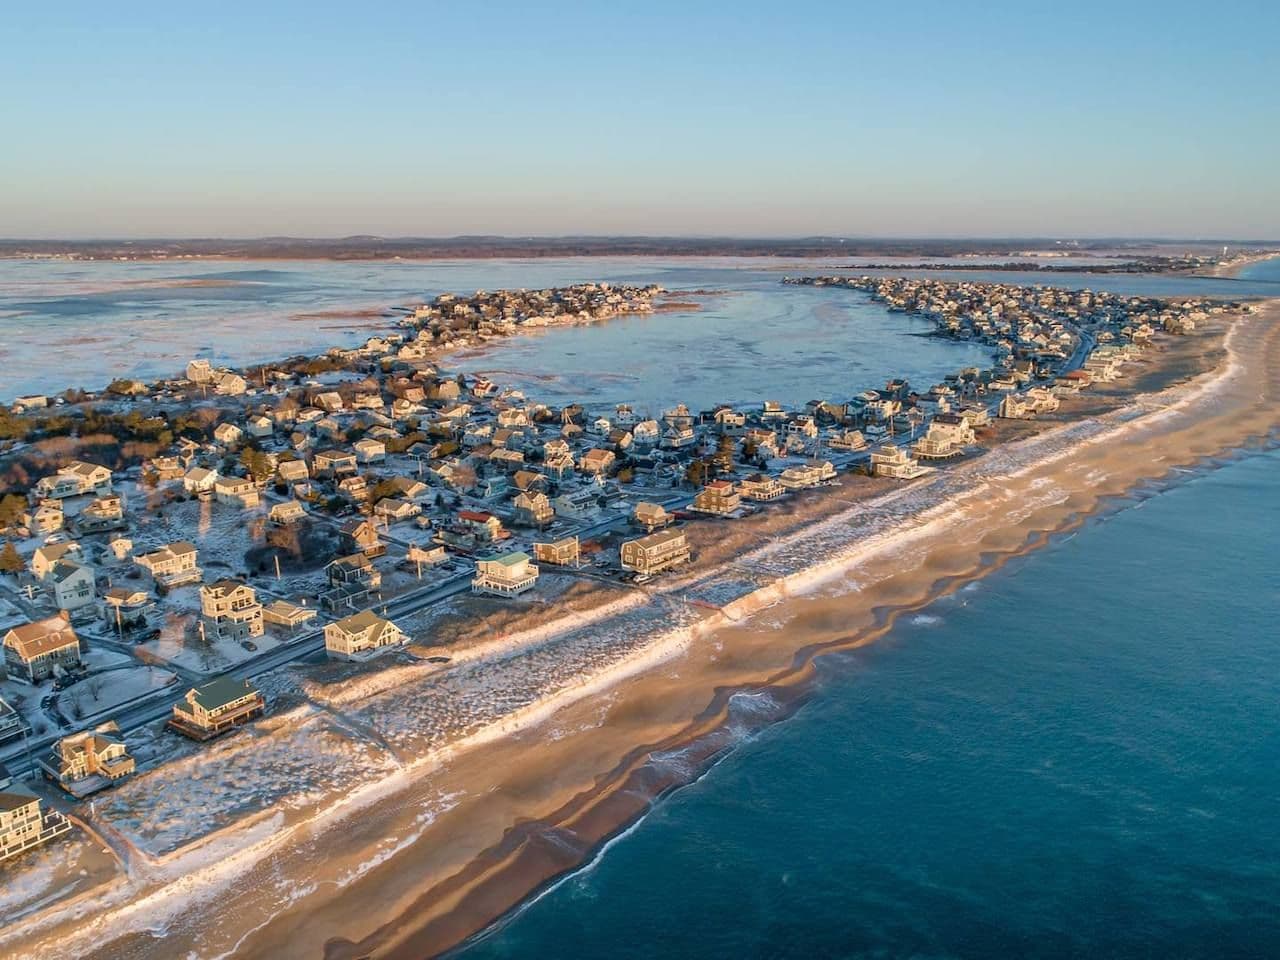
left=4, top=302, right=1278, bottom=960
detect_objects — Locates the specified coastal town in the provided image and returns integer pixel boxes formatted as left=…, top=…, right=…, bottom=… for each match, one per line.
left=0, top=276, right=1250, bottom=906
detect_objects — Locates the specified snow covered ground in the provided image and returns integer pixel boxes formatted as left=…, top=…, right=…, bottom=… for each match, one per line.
left=60, top=666, right=178, bottom=724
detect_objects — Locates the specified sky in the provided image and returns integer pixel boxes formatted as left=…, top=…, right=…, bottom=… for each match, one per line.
left=1, top=1, right=1277, bottom=240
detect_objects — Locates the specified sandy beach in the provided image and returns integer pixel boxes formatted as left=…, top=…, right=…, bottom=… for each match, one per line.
left=2, top=300, right=1277, bottom=960
left=1203, top=251, right=1280, bottom=278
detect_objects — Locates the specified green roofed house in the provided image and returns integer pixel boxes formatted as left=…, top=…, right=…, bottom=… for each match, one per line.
left=471, top=551, right=539, bottom=597
left=168, top=677, right=265, bottom=741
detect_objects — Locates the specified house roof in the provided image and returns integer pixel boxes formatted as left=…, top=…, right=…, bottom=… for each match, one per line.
left=189, top=677, right=259, bottom=712
left=483, top=551, right=531, bottom=567
left=4, top=615, right=79, bottom=660
left=332, top=610, right=399, bottom=645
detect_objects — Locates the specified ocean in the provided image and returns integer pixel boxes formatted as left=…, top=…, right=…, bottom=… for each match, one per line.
left=456, top=447, right=1280, bottom=959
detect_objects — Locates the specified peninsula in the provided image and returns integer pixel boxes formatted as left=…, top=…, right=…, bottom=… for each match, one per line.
left=0, top=275, right=1274, bottom=960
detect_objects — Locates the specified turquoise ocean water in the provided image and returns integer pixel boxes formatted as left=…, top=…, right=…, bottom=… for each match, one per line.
left=457, top=448, right=1280, bottom=959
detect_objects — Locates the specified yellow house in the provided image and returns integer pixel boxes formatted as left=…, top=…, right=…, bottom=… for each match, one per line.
left=324, top=611, right=406, bottom=660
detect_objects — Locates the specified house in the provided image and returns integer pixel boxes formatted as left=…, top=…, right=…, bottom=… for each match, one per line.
left=340, top=518, right=385, bottom=557
left=489, top=448, right=526, bottom=472
left=337, top=475, right=368, bottom=500
left=552, top=489, right=602, bottom=521
left=513, top=491, right=554, bottom=528
left=147, top=456, right=185, bottom=481
left=472, top=552, right=540, bottom=596
left=354, top=438, right=386, bottom=464
left=214, top=476, right=261, bottom=509
left=313, top=449, right=358, bottom=477
left=261, top=600, right=318, bottom=632
left=828, top=429, right=867, bottom=452
left=35, top=460, right=113, bottom=499
left=998, top=394, right=1034, bottom=419
left=533, top=537, right=580, bottom=567
left=620, top=529, right=691, bottom=576
left=384, top=477, right=429, bottom=501
left=457, top=510, right=505, bottom=542
left=47, top=560, right=96, bottom=613
left=912, top=414, right=975, bottom=460
left=213, top=372, right=247, bottom=396
left=374, top=497, right=420, bottom=523
left=135, top=541, right=202, bottom=587
left=405, top=543, right=448, bottom=570
left=213, top=423, right=243, bottom=448
left=24, top=500, right=64, bottom=535
left=512, top=470, right=547, bottom=494
left=0, top=782, right=71, bottom=862
left=169, top=677, right=265, bottom=740
left=77, top=494, right=126, bottom=533
left=632, top=420, right=661, bottom=445
left=246, top=415, right=275, bottom=439
left=102, top=588, right=154, bottom=633
left=633, top=501, right=672, bottom=532
left=315, top=391, right=345, bottom=413
left=199, top=580, right=264, bottom=642
left=579, top=448, right=616, bottom=476
left=324, top=611, right=406, bottom=661
left=183, top=467, right=219, bottom=496
left=30, top=542, right=83, bottom=581
left=41, top=722, right=135, bottom=796
left=3, top=613, right=82, bottom=682
left=738, top=474, right=785, bottom=502
left=277, top=459, right=310, bottom=485
left=269, top=500, right=307, bottom=525
left=778, top=463, right=829, bottom=491
left=870, top=445, right=930, bottom=480
left=0, top=697, right=22, bottom=743
left=692, top=480, right=741, bottom=516
left=478, top=474, right=511, bottom=500
left=322, top=553, right=382, bottom=611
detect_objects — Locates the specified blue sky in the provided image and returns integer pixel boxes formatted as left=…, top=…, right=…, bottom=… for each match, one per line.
left=2, top=1, right=1276, bottom=238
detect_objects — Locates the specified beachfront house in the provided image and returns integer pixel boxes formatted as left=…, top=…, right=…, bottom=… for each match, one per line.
left=912, top=414, right=976, bottom=460
left=620, top=529, right=691, bottom=577
left=169, top=678, right=265, bottom=740
left=691, top=480, right=741, bottom=516
left=533, top=537, right=580, bottom=567
left=472, top=552, right=540, bottom=597
left=870, top=445, right=930, bottom=480
left=633, top=501, right=672, bottom=532
left=41, top=722, right=136, bottom=796
left=0, top=783, right=72, bottom=862
left=324, top=611, right=406, bottom=661
left=738, top=474, right=786, bottom=502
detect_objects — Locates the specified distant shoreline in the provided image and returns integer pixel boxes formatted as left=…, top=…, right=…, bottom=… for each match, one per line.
left=2, top=237, right=1275, bottom=265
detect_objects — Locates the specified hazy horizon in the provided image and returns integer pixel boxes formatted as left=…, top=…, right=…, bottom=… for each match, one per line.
left=3, top=1, right=1277, bottom=238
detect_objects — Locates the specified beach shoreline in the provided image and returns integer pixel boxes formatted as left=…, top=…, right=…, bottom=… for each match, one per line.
left=4, top=298, right=1275, bottom=960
